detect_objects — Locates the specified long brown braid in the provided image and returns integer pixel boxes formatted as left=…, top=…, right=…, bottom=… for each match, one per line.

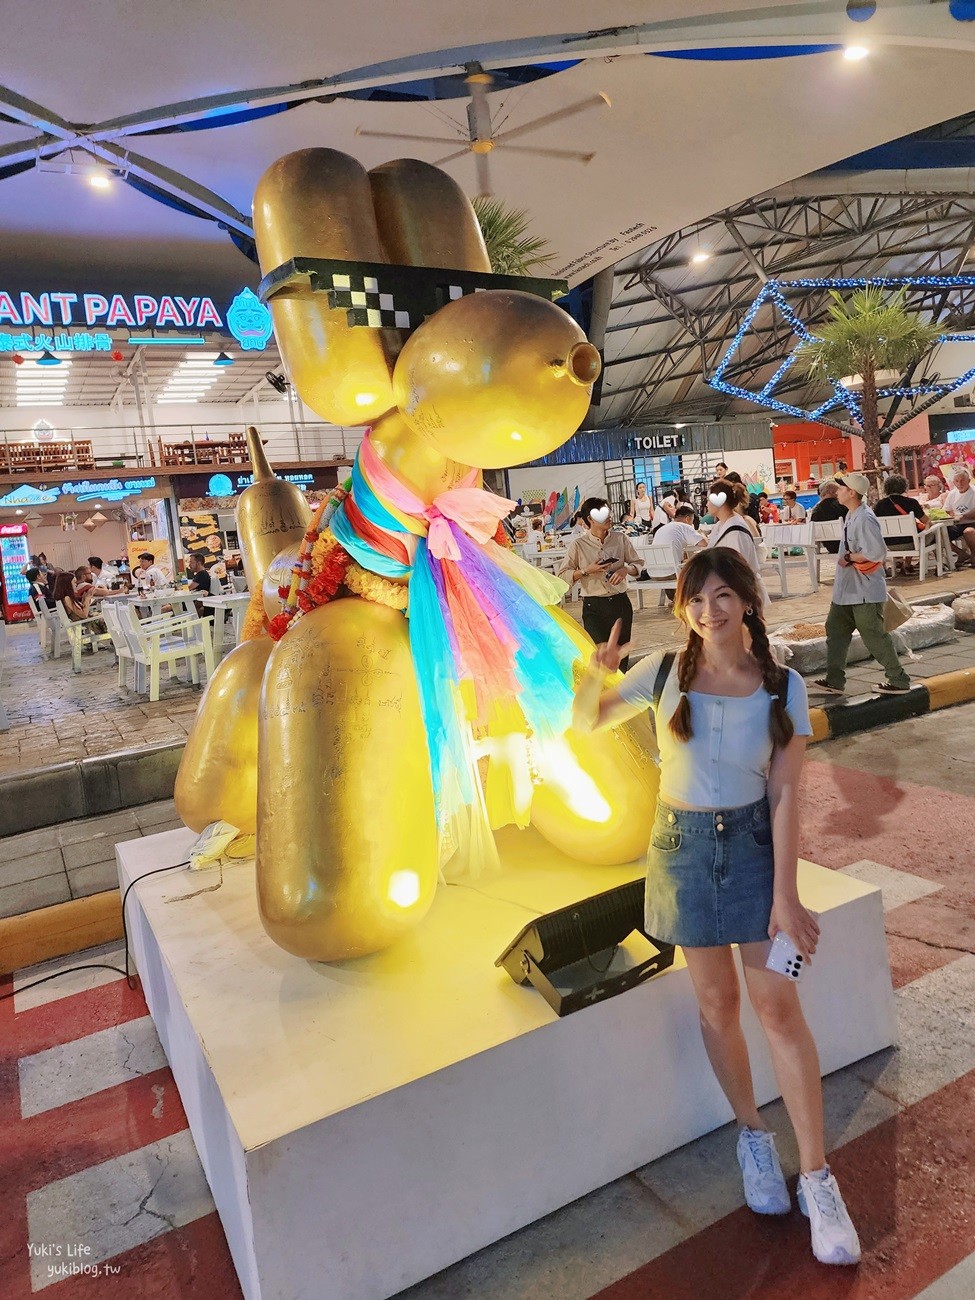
left=668, top=548, right=794, bottom=748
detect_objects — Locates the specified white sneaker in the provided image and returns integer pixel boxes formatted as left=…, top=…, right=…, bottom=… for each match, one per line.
left=736, top=1127, right=791, bottom=1215
left=798, top=1167, right=862, bottom=1266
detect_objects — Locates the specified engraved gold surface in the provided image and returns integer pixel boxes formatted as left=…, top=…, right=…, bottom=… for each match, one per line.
left=369, top=408, right=473, bottom=506
left=369, top=159, right=491, bottom=271
left=174, top=637, right=275, bottom=835
left=253, top=148, right=396, bottom=425
left=257, top=600, right=439, bottom=961
left=392, top=290, right=599, bottom=468
left=236, top=428, right=310, bottom=598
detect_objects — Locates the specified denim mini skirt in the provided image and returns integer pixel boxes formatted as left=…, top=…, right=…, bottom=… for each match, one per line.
left=645, top=797, right=774, bottom=948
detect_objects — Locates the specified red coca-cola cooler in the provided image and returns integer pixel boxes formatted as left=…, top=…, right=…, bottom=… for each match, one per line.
left=1, top=522, right=32, bottom=623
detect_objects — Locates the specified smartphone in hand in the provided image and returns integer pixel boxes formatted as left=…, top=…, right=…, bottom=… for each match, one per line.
left=765, top=932, right=807, bottom=982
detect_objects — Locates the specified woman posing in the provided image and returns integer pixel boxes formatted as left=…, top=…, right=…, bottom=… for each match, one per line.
left=573, top=548, right=860, bottom=1268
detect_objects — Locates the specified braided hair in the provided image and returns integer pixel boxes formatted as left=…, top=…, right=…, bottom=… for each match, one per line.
left=668, top=548, right=795, bottom=750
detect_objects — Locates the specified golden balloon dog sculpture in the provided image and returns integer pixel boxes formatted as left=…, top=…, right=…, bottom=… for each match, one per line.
left=176, top=149, right=658, bottom=961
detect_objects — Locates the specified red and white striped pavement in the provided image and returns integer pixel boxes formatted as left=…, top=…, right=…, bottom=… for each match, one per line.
left=1, top=758, right=973, bottom=1299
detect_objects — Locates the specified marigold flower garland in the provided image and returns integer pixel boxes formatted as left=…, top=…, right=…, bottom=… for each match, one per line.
left=268, top=483, right=352, bottom=641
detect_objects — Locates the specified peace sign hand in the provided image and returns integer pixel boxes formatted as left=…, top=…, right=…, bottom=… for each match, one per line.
left=591, top=618, right=633, bottom=675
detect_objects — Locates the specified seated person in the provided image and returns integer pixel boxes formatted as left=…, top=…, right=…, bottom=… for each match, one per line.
left=916, top=475, right=946, bottom=511
left=131, top=552, right=168, bottom=591
left=87, top=555, right=119, bottom=594
left=651, top=505, right=706, bottom=569
left=779, top=490, right=807, bottom=523
left=25, top=567, right=55, bottom=609
left=51, top=571, right=92, bottom=621
left=943, top=467, right=975, bottom=568
left=873, top=473, right=928, bottom=573
left=72, top=564, right=94, bottom=600
left=757, top=492, right=779, bottom=524
left=809, top=479, right=847, bottom=553
left=651, top=505, right=706, bottom=595
left=184, top=554, right=213, bottom=616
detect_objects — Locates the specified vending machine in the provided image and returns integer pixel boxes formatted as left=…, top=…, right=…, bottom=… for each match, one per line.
left=0, top=523, right=31, bottom=623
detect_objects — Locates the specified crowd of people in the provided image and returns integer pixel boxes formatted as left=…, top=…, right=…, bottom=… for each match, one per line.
left=21, top=547, right=248, bottom=643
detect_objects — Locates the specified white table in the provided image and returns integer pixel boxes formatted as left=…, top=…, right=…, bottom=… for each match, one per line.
left=127, top=590, right=199, bottom=620
left=199, top=591, right=252, bottom=655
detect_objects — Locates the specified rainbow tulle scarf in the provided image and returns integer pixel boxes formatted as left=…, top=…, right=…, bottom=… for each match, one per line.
left=330, top=434, right=580, bottom=832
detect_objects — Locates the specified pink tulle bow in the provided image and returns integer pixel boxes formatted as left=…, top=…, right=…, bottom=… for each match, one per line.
left=423, top=488, right=514, bottom=560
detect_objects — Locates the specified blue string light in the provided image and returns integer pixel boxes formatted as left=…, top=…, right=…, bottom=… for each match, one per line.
left=707, top=276, right=975, bottom=425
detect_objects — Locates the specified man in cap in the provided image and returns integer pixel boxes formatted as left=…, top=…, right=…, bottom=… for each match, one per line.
left=813, top=471, right=911, bottom=696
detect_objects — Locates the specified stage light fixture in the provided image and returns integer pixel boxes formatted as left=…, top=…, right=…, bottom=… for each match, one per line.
left=35, top=350, right=62, bottom=366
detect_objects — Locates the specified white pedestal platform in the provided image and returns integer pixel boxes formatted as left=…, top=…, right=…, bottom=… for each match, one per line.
left=117, top=827, right=897, bottom=1300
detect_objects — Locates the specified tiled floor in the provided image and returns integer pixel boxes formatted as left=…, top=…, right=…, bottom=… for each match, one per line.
left=0, top=623, right=227, bottom=776
left=2, top=571, right=973, bottom=780
left=0, top=800, right=182, bottom=920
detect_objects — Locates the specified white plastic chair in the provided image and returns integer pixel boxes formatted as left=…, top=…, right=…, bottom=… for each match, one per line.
left=762, top=523, right=818, bottom=596
left=812, top=521, right=843, bottom=584
left=27, top=594, right=56, bottom=657
left=876, top=515, right=944, bottom=580
left=102, top=601, right=141, bottom=690
left=631, top=550, right=680, bottom=610
left=123, top=604, right=214, bottom=702
left=55, top=600, right=112, bottom=673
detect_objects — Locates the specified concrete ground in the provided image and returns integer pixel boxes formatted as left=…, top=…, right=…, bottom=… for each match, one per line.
left=0, top=619, right=234, bottom=777
left=1, top=564, right=972, bottom=778
left=0, top=799, right=182, bottom=921
left=2, top=704, right=974, bottom=1298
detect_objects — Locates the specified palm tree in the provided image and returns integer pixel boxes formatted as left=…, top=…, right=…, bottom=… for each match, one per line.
left=472, top=197, right=553, bottom=277
left=795, top=286, right=942, bottom=476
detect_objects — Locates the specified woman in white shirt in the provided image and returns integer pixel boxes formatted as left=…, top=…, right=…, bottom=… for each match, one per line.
left=705, top=478, right=770, bottom=612
left=625, top=482, right=654, bottom=527
left=573, top=547, right=860, bottom=1269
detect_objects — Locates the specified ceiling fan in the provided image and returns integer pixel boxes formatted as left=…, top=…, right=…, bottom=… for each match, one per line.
left=355, top=63, right=610, bottom=197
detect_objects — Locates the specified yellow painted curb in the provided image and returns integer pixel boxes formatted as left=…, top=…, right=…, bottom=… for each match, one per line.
left=0, top=890, right=122, bottom=976
left=808, top=707, right=831, bottom=744
left=925, top=667, right=975, bottom=711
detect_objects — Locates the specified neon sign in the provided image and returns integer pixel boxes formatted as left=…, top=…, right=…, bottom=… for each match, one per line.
left=0, top=332, right=112, bottom=354
left=226, top=289, right=273, bottom=351
left=0, top=477, right=156, bottom=508
left=0, top=292, right=223, bottom=330
left=0, top=287, right=271, bottom=352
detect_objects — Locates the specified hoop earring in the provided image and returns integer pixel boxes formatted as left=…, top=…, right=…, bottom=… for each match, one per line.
left=745, top=606, right=755, bottom=616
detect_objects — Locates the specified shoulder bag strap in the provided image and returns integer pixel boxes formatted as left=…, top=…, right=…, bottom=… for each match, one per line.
left=651, top=650, right=677, bottom=709
left=719, top=523, right=754, bottom=540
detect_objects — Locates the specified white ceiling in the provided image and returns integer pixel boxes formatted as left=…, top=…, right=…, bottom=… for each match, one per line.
left=3, top=2, right=975, bottom=293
